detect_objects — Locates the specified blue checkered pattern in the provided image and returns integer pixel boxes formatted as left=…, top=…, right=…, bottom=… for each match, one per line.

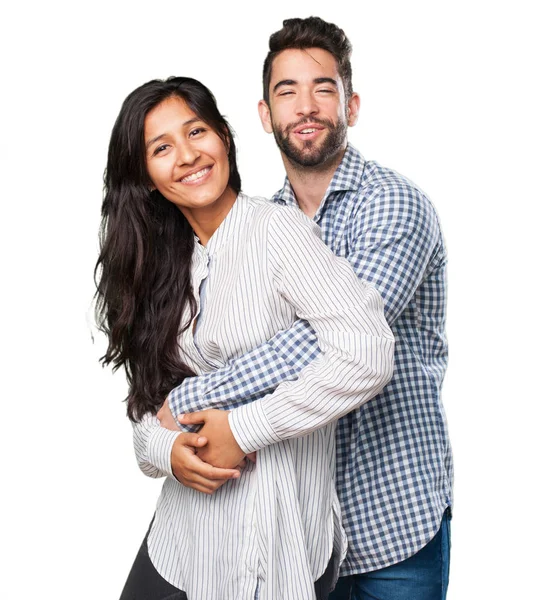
left=169, top=144, right=452, bottom=574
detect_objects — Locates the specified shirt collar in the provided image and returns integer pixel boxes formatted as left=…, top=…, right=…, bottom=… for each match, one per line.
left=272, top=144, right=366, bottom=213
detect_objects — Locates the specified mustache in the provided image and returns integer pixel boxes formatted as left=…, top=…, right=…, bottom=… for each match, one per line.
left=283, top=117, right=335, bottom=135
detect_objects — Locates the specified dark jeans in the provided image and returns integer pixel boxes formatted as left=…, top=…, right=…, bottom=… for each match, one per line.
left=328, top=509, right=451, bottom=600
left=119, top=530, right=187, bottom=600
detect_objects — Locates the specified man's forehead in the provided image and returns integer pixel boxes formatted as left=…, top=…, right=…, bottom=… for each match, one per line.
left=270, top=47, right=340, bottom=83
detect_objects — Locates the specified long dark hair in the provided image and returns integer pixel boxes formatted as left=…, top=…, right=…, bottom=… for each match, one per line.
left=95, top=77, right=241, bottom=421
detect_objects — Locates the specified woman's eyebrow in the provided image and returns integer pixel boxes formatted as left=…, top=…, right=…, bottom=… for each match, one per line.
left=145, top=118, right=202, bottom=150
left=146, top=133, right=166, bottom=150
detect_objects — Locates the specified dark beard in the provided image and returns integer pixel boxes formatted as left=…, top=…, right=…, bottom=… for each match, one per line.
left=272, top=116, right=347, bottom=168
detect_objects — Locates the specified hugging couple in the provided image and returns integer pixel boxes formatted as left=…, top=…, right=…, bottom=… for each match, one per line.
left=96, top=15, right=452, bottom=600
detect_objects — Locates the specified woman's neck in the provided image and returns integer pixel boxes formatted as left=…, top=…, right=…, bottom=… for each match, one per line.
left=180, top=186, right=238, bottom=246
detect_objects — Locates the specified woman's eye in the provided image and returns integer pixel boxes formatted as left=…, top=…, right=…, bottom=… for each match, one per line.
left=153, top=144, right=169, bottom=155
left=189, top=127, right=206, bottom=137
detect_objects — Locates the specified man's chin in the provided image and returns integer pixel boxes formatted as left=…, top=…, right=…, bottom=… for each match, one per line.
left=285, top=145, right=338, bottom=168
left=276, top=129, right=346, bottom=169
left=289, top=153, right=327, bottom=168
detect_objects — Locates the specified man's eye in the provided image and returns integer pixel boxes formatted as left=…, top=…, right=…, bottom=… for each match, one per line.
left=318, top=89, right=335, bottom=94
left=279, top=91, right=294, bottom=96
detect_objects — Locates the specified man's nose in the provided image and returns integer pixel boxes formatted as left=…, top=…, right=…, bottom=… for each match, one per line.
left=295, top=91, right=319, bottom=117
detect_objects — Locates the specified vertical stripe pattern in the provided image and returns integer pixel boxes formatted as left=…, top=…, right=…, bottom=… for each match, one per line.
left=132, top=193, right=394, bottom=599
left=165, top=145, right=452, bottom=575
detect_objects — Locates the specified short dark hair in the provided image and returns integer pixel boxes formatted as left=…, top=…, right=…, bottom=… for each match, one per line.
left=262, top=16, right=353, bottom=104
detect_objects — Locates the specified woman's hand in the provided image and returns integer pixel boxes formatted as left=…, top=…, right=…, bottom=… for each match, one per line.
left=179, top=409, right=246, bottom=470
left=170, top=433, right=241, bottom=495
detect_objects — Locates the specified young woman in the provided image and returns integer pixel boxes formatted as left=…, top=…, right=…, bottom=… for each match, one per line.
left=95, top=77, right=394, bottom=600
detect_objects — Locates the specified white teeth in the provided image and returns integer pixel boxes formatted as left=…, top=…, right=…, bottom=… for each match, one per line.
left=181, top=167, right=210, bottom=183
left=300, top=128, right=316, bottom=134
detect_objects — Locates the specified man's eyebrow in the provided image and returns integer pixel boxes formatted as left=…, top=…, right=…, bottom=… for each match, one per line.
left=272, top=77, right=338, bottom=95
left=273, top=79, right=297, bottom=94
left=314, top=77, right=338, bottom=86
left=145, top=117, right=201, bottom=150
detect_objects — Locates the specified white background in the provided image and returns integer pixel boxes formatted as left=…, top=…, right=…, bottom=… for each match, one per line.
left=1, top=0, right=538, bottom=598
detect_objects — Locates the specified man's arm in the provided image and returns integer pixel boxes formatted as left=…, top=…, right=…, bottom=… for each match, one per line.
left=167, top=181, right=442, bottom=422
left=160, top=183, right=441, bottom=473
left=345, top=184, right=444, bottom=327
left=192, top=185, right=442, bottom=464
left=134, top=314, right=321, bottom=490
left=199, top=207, right=395, bottom=459
left=167, top=318, right=320, bottom=420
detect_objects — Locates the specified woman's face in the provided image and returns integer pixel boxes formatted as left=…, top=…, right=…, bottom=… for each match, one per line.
left=144, top=96, right=233, bottom=219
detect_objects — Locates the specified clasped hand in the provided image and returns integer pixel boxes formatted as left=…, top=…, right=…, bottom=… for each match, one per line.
left=157, top=400, right=252, bottom=495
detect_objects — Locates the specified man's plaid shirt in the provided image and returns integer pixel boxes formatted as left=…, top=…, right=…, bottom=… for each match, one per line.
left=168, top=144, right=452, bottom=574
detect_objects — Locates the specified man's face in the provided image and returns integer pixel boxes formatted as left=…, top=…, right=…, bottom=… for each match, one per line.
left=259, top=48, right=359, bottom=169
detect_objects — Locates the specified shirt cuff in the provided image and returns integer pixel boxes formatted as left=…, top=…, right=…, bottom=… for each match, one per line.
left=147, top=427, right=182, bottom=479
left=229, top=401, right=281, bottom=453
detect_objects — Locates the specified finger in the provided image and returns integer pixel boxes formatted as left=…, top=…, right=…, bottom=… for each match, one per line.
left=189, top=480, right=227, bottom=495
left=178, top=433, right=208, bottom=447
left=186, top=455, right=241, bottom=481
left=179, top=468, right=235, bottom=494
left=177, top=411, right=208, bottom=425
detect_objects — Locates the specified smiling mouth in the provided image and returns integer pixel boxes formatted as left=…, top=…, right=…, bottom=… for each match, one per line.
left=291, top=123, right=326, bottom=139
left=180, top=166, right=212, bottom=183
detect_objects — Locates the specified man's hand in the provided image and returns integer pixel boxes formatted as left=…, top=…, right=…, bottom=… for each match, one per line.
left=157, top=399, right=179, bottom=431
left=179, top=409, right=246, bottom=469
left=170, top=432, right=241, bottom=495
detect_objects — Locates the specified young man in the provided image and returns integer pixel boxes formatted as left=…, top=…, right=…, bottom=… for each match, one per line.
left=157, top=16, right=452, bottom=600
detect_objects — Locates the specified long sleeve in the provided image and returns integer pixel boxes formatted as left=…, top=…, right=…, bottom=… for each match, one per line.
left=132, top=413, right=181, bottom=479
left=345, top=183, right=444, bottom=326
left=134, top=182, right=438, bottom=472
left=133, top=321, right=319, bottom=478
left=229, top=208, right=395, bottom=453
left=167, top=181, right=442, bottom=422
left=167, top=319, right=319, bottom=417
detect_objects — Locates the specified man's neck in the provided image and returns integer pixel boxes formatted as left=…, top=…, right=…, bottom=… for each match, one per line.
left=282, top=146, right=346, bottom=218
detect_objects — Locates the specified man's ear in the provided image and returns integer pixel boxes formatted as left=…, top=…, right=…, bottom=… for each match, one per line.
left=258, top=100, right=273, bottom=134
left=347, top=92, right=361, bottom=127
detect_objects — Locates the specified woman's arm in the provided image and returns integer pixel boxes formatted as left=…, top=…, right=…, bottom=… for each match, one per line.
left=188, top=207, right=394, bottom=467
left=226, top=208, right=395, bottom=453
